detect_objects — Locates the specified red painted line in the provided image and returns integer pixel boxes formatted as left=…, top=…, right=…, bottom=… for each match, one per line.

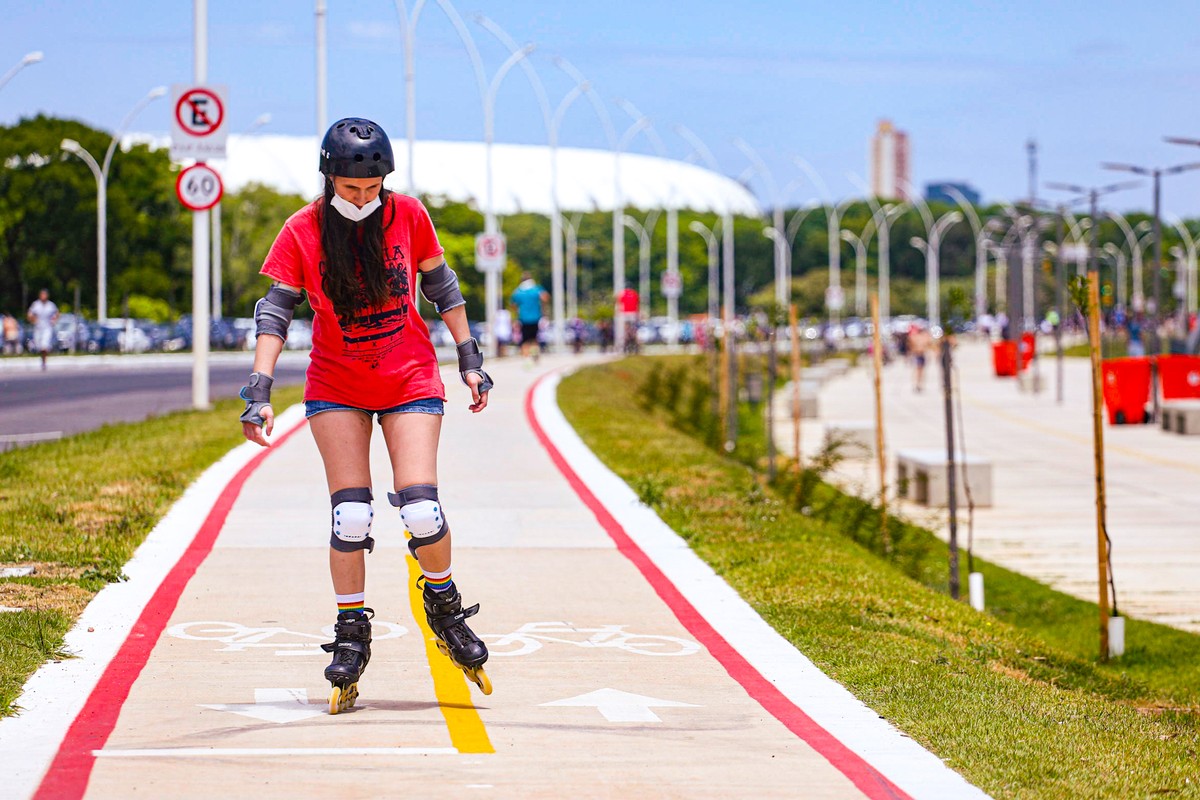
left=33, top=421, right=309, bottom=800
left=525, top=374, right=911, bottom=800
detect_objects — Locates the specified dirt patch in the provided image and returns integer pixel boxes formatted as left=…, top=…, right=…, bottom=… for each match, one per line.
left=0, top=582, right=94, bottom=618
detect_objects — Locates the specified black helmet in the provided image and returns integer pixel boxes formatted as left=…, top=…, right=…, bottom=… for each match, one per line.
left=319, top=117, right=394, bottom=178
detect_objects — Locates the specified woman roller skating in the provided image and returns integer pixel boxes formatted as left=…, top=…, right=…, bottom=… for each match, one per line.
left=239, top=117, right=492, bottom=713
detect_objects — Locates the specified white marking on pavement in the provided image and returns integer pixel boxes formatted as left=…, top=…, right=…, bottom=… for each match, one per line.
left=540, top=688, right=699, bottom=723
left=198, top=688, right=326, bottom=724
left=534, top=371, right=992, bottom=800
left=93, top=747, right=459, bottom=758
left=0, top=405, right=310, bottom=800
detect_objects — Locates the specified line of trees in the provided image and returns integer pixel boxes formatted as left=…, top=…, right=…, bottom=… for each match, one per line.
left=0, top=114, right=1186, bottom=325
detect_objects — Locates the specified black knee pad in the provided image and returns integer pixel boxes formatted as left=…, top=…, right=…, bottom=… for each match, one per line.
left=330, top=487, right=375, bottom=553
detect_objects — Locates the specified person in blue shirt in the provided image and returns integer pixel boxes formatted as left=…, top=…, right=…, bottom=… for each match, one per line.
left=510, top=272, right=549, bottom=361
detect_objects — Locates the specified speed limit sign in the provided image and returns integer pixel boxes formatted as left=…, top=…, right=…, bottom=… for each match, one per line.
left=176, top=163, right=224, bottom=211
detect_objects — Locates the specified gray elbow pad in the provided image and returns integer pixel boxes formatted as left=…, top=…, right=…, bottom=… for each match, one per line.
left=419, top=262, right=466, bottom=314
left=255, top=285, right=301, bottom=341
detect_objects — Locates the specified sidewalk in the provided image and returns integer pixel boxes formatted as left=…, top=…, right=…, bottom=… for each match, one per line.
left=773, top=340, right=1200, bottom=633
left=2, top=353, right=985, bottom=799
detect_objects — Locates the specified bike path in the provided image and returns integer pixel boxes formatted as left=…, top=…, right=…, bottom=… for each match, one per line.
left=7, top=354, right=987, bottom=799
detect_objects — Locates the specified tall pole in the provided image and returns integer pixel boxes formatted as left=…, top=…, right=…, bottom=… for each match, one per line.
left=0, top=51, right=43, bottom=92
left=193, top=0, right=210, bottom=409
left=315, top=0, right=326, bottom=144
left=942, top=337, right=959, bottom=599
left=1056, top=209, right=1066, bottom=404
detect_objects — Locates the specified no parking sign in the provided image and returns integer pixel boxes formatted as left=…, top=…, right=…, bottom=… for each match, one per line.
left=170, top=84, right=228, bottom=160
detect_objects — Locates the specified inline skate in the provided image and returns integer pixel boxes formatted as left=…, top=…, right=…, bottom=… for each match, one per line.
left=320, top=608, right=373, bottom=714
left=423, top=584, right=491, bottom=695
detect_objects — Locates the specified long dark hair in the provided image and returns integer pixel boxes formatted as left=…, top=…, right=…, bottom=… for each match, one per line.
left=318, top=178, right=395, bottom=324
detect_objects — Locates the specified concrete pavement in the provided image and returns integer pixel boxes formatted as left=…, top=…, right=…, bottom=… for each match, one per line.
left=3, top=353, right=987, bottom=800
left=773, top=340, right=1200, bottom=633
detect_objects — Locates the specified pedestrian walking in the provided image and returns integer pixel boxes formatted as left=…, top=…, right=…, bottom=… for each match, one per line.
left=2, top=312, right=20, bottom=355
left=510, top=271, right=549, bottom=363
left=238, top=117, right=494, bottom=713
left=26, top=288, right=58, bottom=370
left=908, top=322, right=932, bottom=392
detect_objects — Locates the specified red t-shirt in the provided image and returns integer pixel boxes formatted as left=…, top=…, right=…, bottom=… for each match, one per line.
left=261, top=193, right=446, bottom=408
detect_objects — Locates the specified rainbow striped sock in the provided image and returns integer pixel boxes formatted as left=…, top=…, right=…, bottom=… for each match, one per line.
left=423, top=566, right=454, bottom=594
left=336, top=591, right=366, bottom=615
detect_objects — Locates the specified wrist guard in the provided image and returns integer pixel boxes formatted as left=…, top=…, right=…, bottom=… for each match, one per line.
left=239, top=372, right=274, bottom=426
left=455, top=338, right=494, bottom=394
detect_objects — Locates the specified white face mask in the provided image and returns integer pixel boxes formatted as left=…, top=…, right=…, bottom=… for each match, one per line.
left=329, top=193, right=382, bottom=222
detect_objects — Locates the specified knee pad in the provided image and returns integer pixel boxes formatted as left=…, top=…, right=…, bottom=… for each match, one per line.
left=387, top=484, right=449, bottom=556
left=330, top=487, right=374, bottom=553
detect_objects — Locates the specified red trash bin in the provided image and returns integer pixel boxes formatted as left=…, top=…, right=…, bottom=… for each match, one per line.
left=1019, top=332, right=1036, bottom=370
left=992, top=341, right=1018, bottom=377
left=1101, top=357, right=1152, bottom=424
left=1156, top=355, right=1200, bottom=400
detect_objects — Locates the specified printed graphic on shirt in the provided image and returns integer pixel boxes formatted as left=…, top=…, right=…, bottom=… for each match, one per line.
left=326, top=243, right=411, bottom=370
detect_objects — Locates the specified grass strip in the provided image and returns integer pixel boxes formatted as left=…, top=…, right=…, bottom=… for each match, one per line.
left=0, top=387, right=304, bottom=715
left=558, top=355, right=1199, bottom=800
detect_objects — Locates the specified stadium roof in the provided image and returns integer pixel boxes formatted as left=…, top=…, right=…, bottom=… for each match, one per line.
left=199, top=134, right=762, bottom=217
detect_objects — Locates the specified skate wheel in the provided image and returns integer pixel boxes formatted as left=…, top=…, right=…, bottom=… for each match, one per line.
left=329, top=683, right=358, bottom=715
left=467, top=666, right=493, bottom=696
left=435, top=639, right=451, bottom=658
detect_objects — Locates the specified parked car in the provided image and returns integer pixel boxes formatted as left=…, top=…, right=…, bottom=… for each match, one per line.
left=285, top=318, right=313, bottom=350
left=54, top=313, right=91, bottom=352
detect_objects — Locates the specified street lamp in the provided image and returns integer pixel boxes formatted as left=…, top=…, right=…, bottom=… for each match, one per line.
left=848, top=175, right=907, bottom=326
left=1101, top=160, right=1200, bottom=320
left=0, top=50, right=43, bottom=92
left=475, top=16, right=587, bottom=349
left=1106, top=214, right=1152, bottom=313
left=617, top=98, right=680, bottom=344
left=60, top=85, right=167, bottom=323
left=794, top=158, right=851, bottom=324
left=907, top=187, right=961, bottom=330
left=1046, top=180, right=1139, bottom=277
left=689, top=219, right=720, bottom=325
left=1168, top=217, right=1197, bottom=325
left=676, top=125, right=734, bottom=334
left=840, top=226, right=874, bottom=318
left=734, top=138, right=786, bottom=308
left=211, top=112, right=271, bottom=321
left=622, top=213, right=656, bottom=325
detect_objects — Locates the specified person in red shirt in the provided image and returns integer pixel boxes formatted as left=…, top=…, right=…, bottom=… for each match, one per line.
left=238, top=118, right=493, bottom=712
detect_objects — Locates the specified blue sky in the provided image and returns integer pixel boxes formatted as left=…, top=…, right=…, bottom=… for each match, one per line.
left=6, top=1, right=1200, bottom=217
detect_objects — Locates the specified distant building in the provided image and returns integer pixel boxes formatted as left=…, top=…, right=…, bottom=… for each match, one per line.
left=925, top=181, right=981, bottom=206
left=870, top=120, right=910, bottom=200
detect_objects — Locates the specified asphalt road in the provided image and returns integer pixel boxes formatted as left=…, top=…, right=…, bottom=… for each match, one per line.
left=0, top=354, right=309, bottom=449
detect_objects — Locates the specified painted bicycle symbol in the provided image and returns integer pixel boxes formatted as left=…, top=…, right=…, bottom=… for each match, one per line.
left=481, top=621, right=699, bottom=657
left=166, top=620, right=408, bottom=656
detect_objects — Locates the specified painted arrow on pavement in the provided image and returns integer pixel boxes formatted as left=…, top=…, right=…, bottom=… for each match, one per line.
left=200, top=688, right=327, bottom=724
left=540, top=688, right=699, bottom=722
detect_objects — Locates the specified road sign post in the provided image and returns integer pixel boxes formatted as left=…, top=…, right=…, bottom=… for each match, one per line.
left=475, top=232, right=507, bottom=273
left=170, top=84, right=228, bottom=161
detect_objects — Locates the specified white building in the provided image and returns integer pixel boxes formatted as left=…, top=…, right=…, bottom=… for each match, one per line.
left=870, top=120, right=910, bottom=201
left=195, top=135, right=761, bottom=217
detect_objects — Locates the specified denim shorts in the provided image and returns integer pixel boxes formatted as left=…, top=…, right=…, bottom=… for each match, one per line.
left=304, top=397, right=444, bottom=422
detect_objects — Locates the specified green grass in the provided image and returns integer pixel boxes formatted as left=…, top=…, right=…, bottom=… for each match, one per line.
left=0, top=386, right=304, bottom=715
left=559, top=355, right=1200, bottom=800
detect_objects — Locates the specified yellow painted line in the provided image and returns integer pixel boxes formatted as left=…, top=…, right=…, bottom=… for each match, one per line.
left=962, top=392, right=1200, bottom=475
left=405, top=557, right=494, bottom=754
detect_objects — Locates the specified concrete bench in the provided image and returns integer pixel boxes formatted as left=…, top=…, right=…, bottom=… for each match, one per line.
left=782, top=381, right=819, bottom=418
left=1161, top=400, right=1200, bottom=435
left=895, top=448, right=993, bottom=508
left=823, top=421, right=875, bottom=458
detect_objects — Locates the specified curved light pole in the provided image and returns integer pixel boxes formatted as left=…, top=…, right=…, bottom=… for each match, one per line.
left=1168, top=217, right=1198, bottom=324
left=794, top=158, right=853, bottom=323
left=212, top=112, right=271, bottom=321
left=0, top=50, right=43, bottom=92
left=1101, top=243, right=1127, bottom=312
left=840, top=227, right=872, bottom=318
left=60, top=86, right=167, bottom=323
left=1108, top=213, right=1153, bottom=313
left=1001, top=204, right=1044, bottom=334
left=560, top=211, right=583, bottom=321
left=734, top=138, right=785, bottom=308
left=944, top=185, right=988, bottom=321
left=689, top=219, right=720, bottom=324
left=622, top=213, right=655, bottom=326
left=617, top=99, right=680, bottom=343
left=394, top=0, right=488, bottom=195
left=1103, top=159, right=1200, bottom=320
left=908, top=189, right=962, bottom=329
left=849, top=175, right=908, bottom=326
left=475, top=16, right=589, bottom=349
left=676, top=125, right=734, bottom=332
